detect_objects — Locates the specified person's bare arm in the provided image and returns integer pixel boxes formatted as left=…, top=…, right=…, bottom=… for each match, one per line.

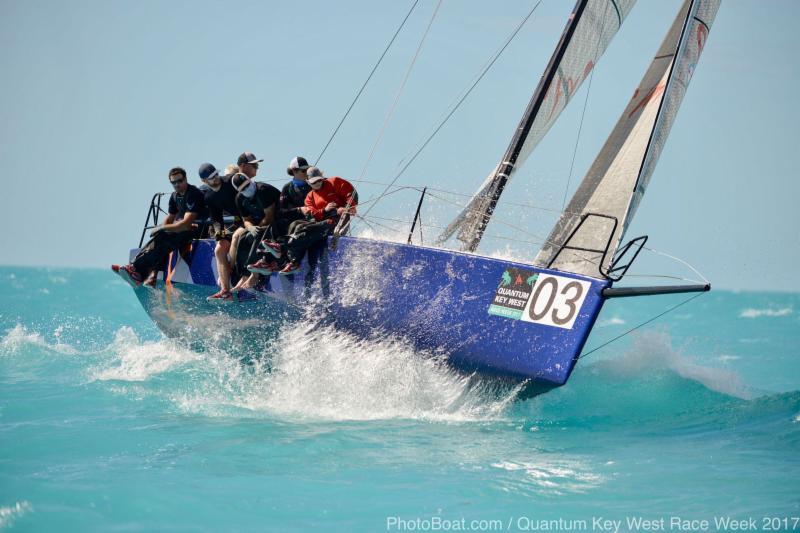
left=257, top=204, right=276, bottom=227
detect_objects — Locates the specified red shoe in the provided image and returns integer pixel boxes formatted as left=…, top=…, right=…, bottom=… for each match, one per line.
left=278, top=261, right=301, bottom=275
left=259, top=240, right=282, bottom=258
left=207, top=290, right=234, bottom=304
left=112, top=264, right=143, bottom=287
left=248, top=258, right=279, bottom=275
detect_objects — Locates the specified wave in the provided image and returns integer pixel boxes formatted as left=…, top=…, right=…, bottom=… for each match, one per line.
left=597, top=331, right=752, bottom=399
left=7, top=319, right=798, bottom=432
left=90, top=327, right=200, bottom=382
left=89, top=322, right=521, bottom=423
left=0, top=501, right=32, bottom=529
left=0, top=324, right=78, bottom=356
left=739, top=307, right=793, bottom=318
left=517, top=331, right=800, bottom=436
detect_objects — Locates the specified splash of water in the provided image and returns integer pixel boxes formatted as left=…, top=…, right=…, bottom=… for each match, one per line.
left=739, top=307, right=792, bottom=318
left=91, top=322, right=521, bottom=423
left=0, top=501, right=32, bottom=529
left=91, top=327, right=200, bottom=382
left=595, top=331, right=752, bottom=399
left=1, top=324, right=77, bottom=355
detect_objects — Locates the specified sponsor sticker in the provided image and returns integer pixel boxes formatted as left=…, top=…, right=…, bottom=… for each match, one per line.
left=488, top=269, right=590, bottom=329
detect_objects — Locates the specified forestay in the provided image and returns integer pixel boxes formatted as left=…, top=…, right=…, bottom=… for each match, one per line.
left=534, top=0, right=720, bottom=278
left=438, top=0, right=637, bottom=251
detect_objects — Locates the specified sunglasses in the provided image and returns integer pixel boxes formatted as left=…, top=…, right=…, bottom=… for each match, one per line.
left=169, top=177, right=186, bottom=186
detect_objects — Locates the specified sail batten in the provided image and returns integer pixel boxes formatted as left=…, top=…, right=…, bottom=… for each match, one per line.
left=534, top=0, right=720, bottom=278
left=437, top=0, right=637, bottom=251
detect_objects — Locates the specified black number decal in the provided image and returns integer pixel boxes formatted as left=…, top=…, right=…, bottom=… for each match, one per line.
left=528, top=277, right=557, bottom=321
left=551, top=281, right=584, bottom=325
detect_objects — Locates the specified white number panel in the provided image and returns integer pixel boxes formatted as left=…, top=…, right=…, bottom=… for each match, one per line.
left=520, top=274, right=591, bottom=329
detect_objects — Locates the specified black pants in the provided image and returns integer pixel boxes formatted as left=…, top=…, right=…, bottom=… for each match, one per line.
left=233, top=224, right=284, bottom=276
left=133, top=230, right=195, bottom=277
left=286, top=220, right=330, bottom=262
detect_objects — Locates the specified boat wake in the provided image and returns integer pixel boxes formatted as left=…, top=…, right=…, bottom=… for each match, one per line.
left=86, top=322, right=522, bottom=423
left=3, top=323, right=797, bottom=433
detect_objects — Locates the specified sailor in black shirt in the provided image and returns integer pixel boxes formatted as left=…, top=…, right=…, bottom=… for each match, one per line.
left=226, top=151, right=282, bottom=292
left=118, top=167, right=206, bottom=286
left=280, top=156, right=313, bottom=224
left=199, top=163, right=242, bottom=299
left=234, top=177, right=282, bottom=228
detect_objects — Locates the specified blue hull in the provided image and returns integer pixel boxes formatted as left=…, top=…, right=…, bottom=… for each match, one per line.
left=129, top=236, right=610, bottom=392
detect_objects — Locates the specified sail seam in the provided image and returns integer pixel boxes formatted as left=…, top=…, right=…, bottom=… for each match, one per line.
left=693, top=16, right=710, bottom=32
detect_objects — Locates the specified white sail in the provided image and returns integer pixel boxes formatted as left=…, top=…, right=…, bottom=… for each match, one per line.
left=534, top=0, right=720, bottom=278
left=438, top=0, right=637, bottom=248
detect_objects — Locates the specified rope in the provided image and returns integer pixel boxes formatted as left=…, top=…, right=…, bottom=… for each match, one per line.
left=361, top=0, right=544, bottom=219
left=314, top=0, right=420, bottom=166
left=360, top=213, right=546, bottom=247
left=578, top=291, right=706, bottom=360
left=643, top=245, right=709, bottom=284
left=357, top=0, right=443, bottom=182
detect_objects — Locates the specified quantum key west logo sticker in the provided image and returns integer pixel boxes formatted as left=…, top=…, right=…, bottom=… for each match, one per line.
left=488, top=270, right=591, bottom=329
left=487, top=268, right=538, bottom=320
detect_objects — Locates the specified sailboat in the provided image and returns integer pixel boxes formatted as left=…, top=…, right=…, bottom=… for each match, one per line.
left=119, top=0, right=719, bottom=395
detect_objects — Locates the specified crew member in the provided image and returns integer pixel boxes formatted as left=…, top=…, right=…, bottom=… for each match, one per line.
left=199, top=162, right=242, bottom=302
left=277, top=166, right=357, bottom=274
left=230, top=168, right=281, bottom=290
left=113, top=167, right=206, bottom=287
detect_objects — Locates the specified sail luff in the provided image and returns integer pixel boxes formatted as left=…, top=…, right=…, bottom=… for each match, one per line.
left=439, top=0, right=637, bottom=252
left=534, top=0, right=720, bottom=278
left=458, top=0, right=590, bottom=252
left=622, top=0, right=720, bottom=236
left=610, top=0, right=699, bottom=251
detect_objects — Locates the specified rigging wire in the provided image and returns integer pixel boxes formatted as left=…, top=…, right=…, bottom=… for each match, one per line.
left=357, top=0, right=443, bottom=182
left=361, top=0, right=544, bottom=219
left=578, top=291, right=706, bottom=360
left=643, top=246, right=709, bottom=284
left=314, top=0, right=420, bottom=166
left=560, top=0, right=612, bottom=212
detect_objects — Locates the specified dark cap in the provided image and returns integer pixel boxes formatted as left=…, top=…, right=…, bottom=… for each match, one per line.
left=198, top=163, right=219, bottom=181
left=286, top=156, right=310, bottom=176
left=237, top=152, right=264, bottom=166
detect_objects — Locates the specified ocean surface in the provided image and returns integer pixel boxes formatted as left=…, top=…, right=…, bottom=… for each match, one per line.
left=1, top=266, right=798, bottom=531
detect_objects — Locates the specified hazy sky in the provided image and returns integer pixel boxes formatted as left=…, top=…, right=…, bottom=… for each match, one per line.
left=1, top=0, right=797, bottom=291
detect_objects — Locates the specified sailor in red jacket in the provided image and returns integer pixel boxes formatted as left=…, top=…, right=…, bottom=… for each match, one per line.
left=255, top=167, right=358, bottom=275
left=304, top=167, right=357, bottom=222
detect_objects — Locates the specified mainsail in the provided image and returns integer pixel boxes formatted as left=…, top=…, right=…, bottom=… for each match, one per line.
left=534, top=0, right=720, bottom=278
left=438, top=0, right=637, bottom=251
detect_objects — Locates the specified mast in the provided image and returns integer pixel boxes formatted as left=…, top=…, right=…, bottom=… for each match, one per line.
left=459, top=0, right=589, bottom=252
left=438, top=0, right=637, bottom=251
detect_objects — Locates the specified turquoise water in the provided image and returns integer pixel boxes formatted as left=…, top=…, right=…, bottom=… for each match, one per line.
left=1, top=266, right=798, bottom=531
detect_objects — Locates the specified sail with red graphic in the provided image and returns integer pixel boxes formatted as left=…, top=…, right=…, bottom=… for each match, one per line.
left=534, top=0, right=720, bottom=278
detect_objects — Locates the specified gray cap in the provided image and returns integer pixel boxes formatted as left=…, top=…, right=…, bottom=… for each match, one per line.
left=307, top=166, right=325, bottom=184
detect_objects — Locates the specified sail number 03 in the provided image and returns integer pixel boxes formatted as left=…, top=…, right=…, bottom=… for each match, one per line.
left=521, top=274, right=591, bottom=329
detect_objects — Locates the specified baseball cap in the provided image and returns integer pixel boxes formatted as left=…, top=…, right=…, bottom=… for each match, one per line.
left=306, top=166, right=325, bottom=184
left=237, top=152, right=264, bottom=166
left=287, top=156, right=310, bottom=175
left=198, top=163, right=219, bottom=181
